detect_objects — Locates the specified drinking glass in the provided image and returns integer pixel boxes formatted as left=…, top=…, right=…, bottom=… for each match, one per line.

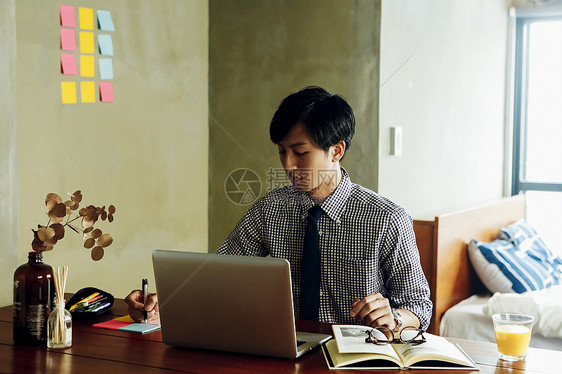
left=492, top=313, right=533, bottom=361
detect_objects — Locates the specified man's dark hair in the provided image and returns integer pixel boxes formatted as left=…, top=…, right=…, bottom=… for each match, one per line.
left=269, top=86, right=355, bottom=158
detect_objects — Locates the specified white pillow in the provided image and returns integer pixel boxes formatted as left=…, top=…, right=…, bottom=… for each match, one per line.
left=483, top=286, right=562, bottom=338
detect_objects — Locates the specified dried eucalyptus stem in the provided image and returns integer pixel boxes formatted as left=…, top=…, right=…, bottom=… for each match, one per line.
left=31, top=190, right=116, bottom=261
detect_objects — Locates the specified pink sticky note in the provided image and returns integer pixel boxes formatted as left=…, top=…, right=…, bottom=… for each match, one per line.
left=99, top=81, right=114, bottom=102
left=60, top=28, right=76, bottom=51
left=60, top=53, right=77, bottom=75
left=60, top=5, right=75, bottom=27
left=93, top=320, right=132, bottom=330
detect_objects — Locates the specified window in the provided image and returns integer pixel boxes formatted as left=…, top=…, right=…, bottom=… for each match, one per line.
left=513, top=15, right=562, bottom=254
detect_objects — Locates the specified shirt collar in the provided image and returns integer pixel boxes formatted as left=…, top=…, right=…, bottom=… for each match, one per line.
left=319, top=167, right=351, bottom=222
left=287, top=167, right=352, bottom=222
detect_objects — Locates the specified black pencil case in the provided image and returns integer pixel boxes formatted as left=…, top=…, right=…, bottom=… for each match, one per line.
left=66, top=287, right=114, bottom=316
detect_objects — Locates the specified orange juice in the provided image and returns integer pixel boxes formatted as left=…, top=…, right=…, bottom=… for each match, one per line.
left=494, top=324, right=532, bottom=357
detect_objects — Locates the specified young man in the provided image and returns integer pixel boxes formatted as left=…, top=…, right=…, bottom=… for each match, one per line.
left=126, top=86, right=432, bottom=331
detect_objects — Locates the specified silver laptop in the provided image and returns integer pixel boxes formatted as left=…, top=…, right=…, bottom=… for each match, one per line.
left=152, top=250, right=331, bottom=358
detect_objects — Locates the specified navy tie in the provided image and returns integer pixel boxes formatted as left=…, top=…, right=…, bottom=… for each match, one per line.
left=300, top=205, right=323, bottom=321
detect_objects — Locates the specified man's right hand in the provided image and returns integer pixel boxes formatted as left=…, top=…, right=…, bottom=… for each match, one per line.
left=124, top=290, right=159, bottom=323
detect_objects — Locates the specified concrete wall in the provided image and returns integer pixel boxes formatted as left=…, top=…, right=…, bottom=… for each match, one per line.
left=208, top=0, right=511, bottom=247
left=0, top=0, right=18, bottom=307
left=209, top=0, right=381, bottom=251
left=1, top=0, right=209, bottom=306
left=378, top=0, right=511, bottom=217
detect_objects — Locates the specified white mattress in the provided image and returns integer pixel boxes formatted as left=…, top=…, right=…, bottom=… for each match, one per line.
left=439, top=294, right=562, bottom=351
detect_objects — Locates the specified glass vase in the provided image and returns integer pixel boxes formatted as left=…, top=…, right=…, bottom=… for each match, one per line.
left=47, top=300, right=72, bottom=348
left=13, top=252, right=55, bottom=345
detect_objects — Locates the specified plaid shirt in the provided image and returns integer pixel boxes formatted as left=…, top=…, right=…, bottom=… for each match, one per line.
left=218, top=168, right=432, bottom=330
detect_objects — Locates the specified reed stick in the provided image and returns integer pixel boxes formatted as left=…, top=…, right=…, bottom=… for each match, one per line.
left=51, top=266, right=68, bottom=345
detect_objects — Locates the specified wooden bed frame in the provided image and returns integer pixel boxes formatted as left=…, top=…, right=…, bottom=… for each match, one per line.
left=413, top=194, right=526, bottom=335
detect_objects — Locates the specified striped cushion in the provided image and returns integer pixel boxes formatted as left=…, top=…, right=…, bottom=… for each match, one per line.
left=468, top=238, right=561, bottom=294
left=500, top=219, right=562, bottom=268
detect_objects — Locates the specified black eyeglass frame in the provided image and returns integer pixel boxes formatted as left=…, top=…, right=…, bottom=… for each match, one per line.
left=364, top=326, right=426, bottom=345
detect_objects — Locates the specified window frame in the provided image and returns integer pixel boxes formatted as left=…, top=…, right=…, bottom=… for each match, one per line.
left=512, top=15, right=562, bottom=195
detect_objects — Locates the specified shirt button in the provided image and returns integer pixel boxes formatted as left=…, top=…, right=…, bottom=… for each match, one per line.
left=318, top=230, right=323, bottom=236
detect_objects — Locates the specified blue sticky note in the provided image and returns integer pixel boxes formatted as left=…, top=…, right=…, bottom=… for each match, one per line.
left=118, top=323, right=161, bottom=334
left=97, top=10, right=114, bottom=31
left=98, top=34, right=113, bottom=56
left=99, top=58, right=113, bottom=80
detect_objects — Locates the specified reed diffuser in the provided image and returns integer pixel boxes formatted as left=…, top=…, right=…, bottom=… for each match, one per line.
left=47, top=266, right=72, bottom=348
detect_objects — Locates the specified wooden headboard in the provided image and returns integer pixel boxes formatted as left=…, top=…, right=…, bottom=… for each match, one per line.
left=413, top=195, right=526, bottom=335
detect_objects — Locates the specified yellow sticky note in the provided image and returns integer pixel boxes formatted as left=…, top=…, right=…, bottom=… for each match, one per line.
left=61, top=82, right=77, bottom=104
left=79, top=31, right=94, bottom=54
left=114, top=315, right=135, bottom=323
left=81, top=81, right=95, bottom=103
left=79, top=7, right=94, bottom=30
left=80, top=55, right=95, bottom=77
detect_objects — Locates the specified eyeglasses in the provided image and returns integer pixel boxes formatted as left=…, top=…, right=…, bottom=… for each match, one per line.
left=364, top=326, right=426, bottom=345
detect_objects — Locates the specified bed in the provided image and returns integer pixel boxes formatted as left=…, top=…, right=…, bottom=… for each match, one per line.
left=413, top=194, right=562, bottom=350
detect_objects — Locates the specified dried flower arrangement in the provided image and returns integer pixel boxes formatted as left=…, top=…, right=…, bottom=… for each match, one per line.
left=31, top=190, right=116, bottom=261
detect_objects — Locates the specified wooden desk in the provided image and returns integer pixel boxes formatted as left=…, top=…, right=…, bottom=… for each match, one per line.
left=0, top=299, right=559, bottom=373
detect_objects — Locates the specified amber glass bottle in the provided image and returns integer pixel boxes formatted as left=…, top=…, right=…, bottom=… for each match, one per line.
left=13, top=252, right=55, bottom=345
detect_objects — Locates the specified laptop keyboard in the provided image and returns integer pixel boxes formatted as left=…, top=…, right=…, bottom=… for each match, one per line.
left=297, top=340, right=306, bottom=347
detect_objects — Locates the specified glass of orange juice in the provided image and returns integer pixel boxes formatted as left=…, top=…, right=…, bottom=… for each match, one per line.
left=492, top=313, right=534, bottom=361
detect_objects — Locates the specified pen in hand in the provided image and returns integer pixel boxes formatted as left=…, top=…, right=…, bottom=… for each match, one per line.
left=142, top=278, right=148, bottom=324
